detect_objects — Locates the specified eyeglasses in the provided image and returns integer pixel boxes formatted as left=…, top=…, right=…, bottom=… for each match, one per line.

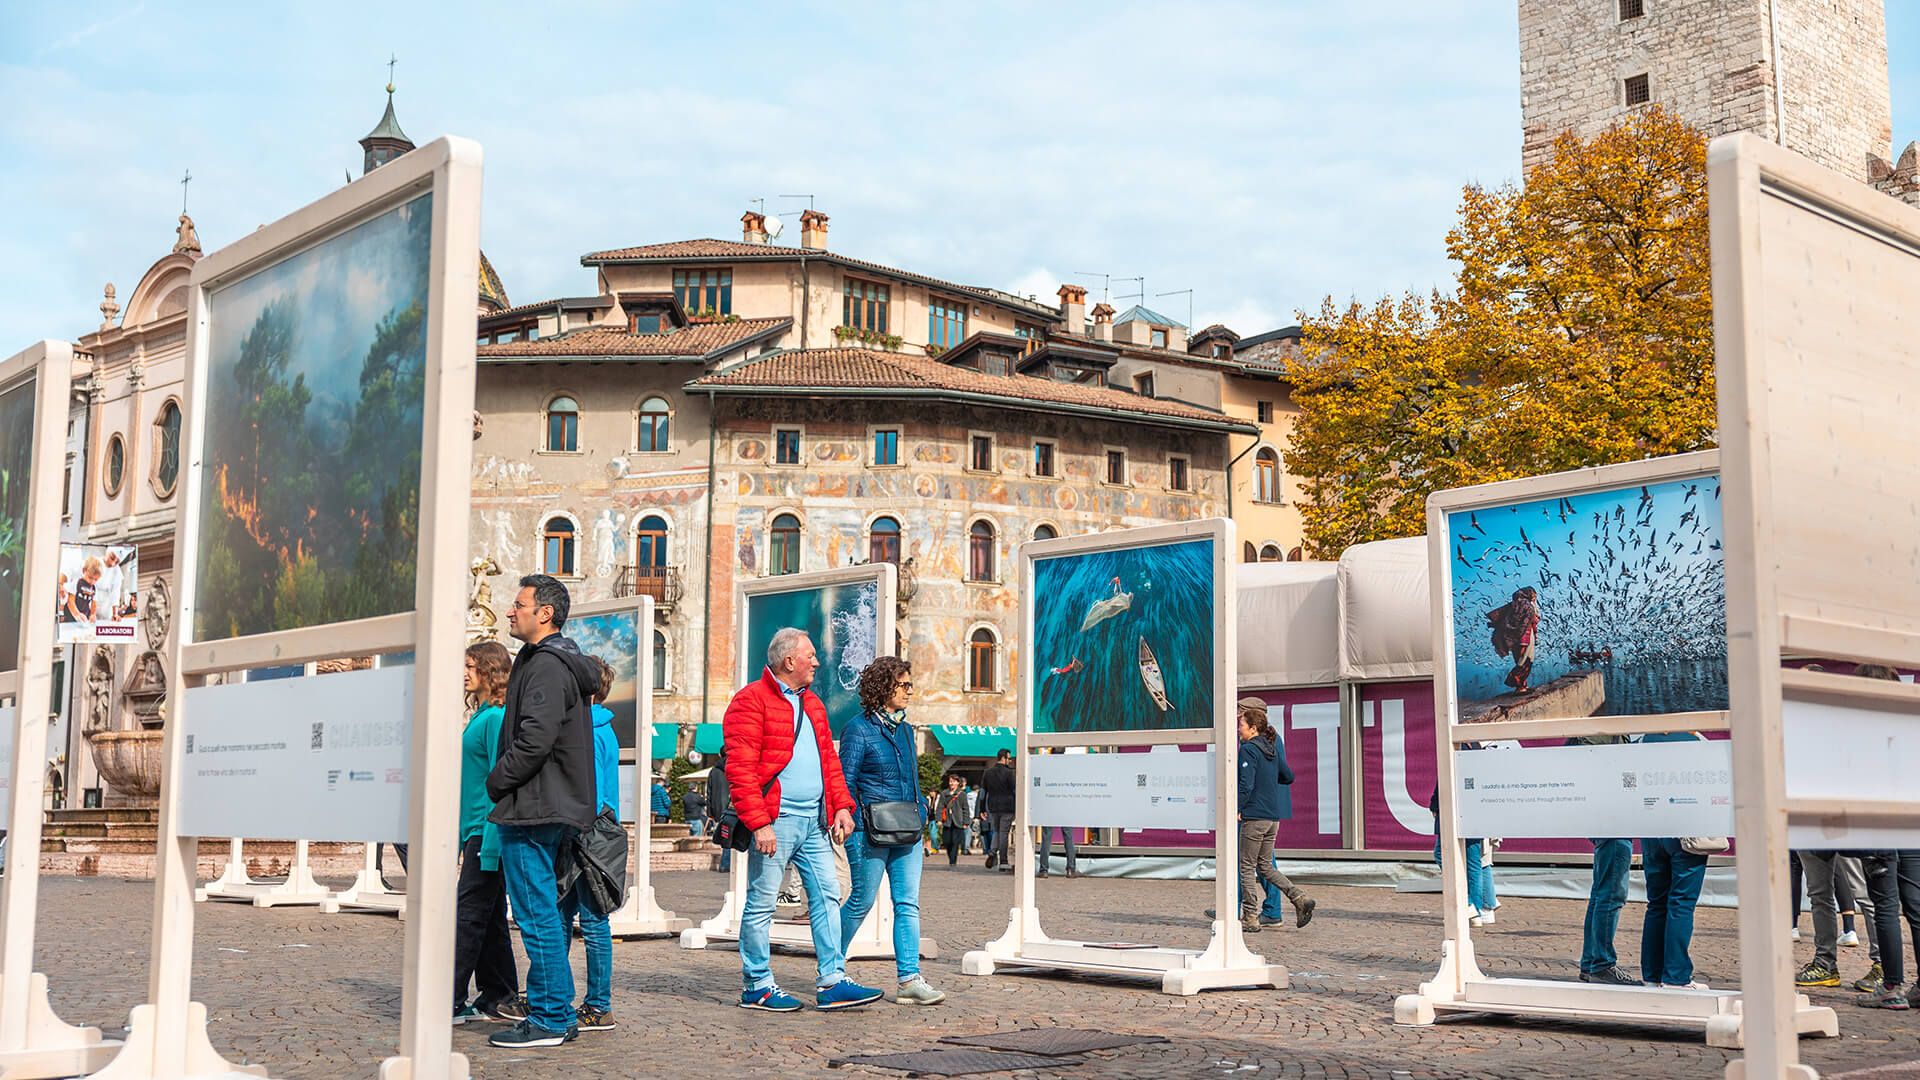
left=895, top=681, right=915, bottom=691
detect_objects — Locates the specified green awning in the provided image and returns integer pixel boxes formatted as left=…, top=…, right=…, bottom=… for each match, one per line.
left=649, top=723, right=678, bottom=760
left=694, top=723, right=725, bottom=755
left=931, top=725, right=1016, bottom=758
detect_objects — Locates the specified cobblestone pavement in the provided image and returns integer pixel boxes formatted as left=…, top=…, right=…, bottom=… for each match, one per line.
left=31, top=866, right=1920, bottom=1078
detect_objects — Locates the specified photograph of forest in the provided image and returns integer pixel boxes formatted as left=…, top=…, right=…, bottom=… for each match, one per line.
left=0, top=377, right=36, bottom=672
left=194, top=193, right=434, bottom=642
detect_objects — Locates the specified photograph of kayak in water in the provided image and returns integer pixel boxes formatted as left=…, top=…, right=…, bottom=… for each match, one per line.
left=1031, top=537, right=1215, bottom=733
left=1447, top=472, right=1728, bottom=725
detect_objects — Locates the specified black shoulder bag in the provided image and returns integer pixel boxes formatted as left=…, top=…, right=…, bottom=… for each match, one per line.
left=859, top=720, right=925, bottom=847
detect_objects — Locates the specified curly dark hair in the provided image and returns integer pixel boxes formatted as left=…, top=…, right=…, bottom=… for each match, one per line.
left=857, top=655, right=913, bottom=714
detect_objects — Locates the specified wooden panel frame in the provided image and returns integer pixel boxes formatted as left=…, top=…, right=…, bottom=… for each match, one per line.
left=679, top=562, right=931, bottom=959
left=0, top=341, right=123, bottom=1077
left=961, top=518, right=1285, bottom=995
left=91, top=137, right=482, bottom=1080
left=1710, top=133, right=1920, bottom=1080
left=1396, top=449, right=1830, bottom=1044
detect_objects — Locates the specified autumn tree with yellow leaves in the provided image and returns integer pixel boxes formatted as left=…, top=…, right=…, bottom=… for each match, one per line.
left=1286, top=107, right=1715, bottom=557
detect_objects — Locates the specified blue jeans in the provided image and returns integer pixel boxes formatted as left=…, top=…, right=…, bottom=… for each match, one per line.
left=1641, top=837, right=1709, bottom=985
left=841, top=830, right=923, bottom=980
left=1582, top=838, right=1633, bottom=973
left=741, top=813, right=845, bottom=992
left=498, top=823, right=577, bottom=1032
left=559, top=880, right=611, bottom=1012
left=1434, top=836, right=1497, bottom=913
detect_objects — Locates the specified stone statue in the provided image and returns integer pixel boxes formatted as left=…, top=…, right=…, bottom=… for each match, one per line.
left=467, top=556, right=501, bottom=642
left=592, top=509, right=620, bottom=578
left=143, top=577, right=172, bottom=650
left=472, top=410, right=484, bottom=440
left=173, top=213, right=201, bottom=255
left=84, top=647, right=115, bottom=735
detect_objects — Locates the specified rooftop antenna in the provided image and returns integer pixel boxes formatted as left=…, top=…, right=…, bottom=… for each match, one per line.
left=775, top=194, right=816, bottom=236
left=1157, top=288, right=1193, bottom=329
left=750, top=197, right=784, bottom=239
left=1115, top=276, right=1145, bottom=309
left=1072, top=271, right=1111, bottom=305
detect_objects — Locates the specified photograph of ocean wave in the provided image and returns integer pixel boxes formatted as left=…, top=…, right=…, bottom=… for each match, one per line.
left=743, top=578, right=880, bottom=735
left=1031, top=537, right=1216, bottom=734
left=1448, top=473, right=1728, bottom=722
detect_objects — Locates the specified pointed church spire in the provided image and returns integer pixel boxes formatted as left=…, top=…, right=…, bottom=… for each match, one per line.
left=359, top=58, right=415, bottom=175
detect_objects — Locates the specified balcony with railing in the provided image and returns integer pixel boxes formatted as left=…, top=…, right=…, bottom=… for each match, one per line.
left=613, top=565, right=683, bottom=611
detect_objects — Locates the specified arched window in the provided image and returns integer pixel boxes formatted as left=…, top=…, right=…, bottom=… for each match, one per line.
left=869, top=516, right=901, bottom=564
left=1259, top=543, right=1283, bottom=562
left=1288, top=546, right=1304, bottom=562
left=103, top=434, right=126, bottom=497
left=1033, top=523, right=1058, bottom=541
left=967, top=627, right=998, bottom=692
left=542, top=516, right=576, bottom=576
left=652, top=629, right=669, bottom=692
left=545, top=395, right=579, bottom=452
left=769, top=513, right=801, bottom=576
left=1254, top=448, right=1281, bottom=504
left=1243, top=540, right=1256, bottom=563
left=633, top=514, right=669, bottom=571
left=153, top=400, right=182, bottom=497
left=637, top=396, right=671, bottom=452
left=967, top=519, right=996, bottom=582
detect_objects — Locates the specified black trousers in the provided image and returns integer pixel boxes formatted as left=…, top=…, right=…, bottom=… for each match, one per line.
left=942, top=823, right=963, bottom=865
left=1864, top=850, right=1920, bottom=988
left=453, top=835, right=518, bottom=1009
left=989, top=812, right=1014, bottom=866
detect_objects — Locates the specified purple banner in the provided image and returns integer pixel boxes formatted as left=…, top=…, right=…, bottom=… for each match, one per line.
left=1120, top=685, right=1344, bottom=851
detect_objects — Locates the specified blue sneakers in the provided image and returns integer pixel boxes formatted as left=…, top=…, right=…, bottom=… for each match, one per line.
left=739, top=986, right=804, bottom=1012
left=815, top=979, right=884, bottom=1011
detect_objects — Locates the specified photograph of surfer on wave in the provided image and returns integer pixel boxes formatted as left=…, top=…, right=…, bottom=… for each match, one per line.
left=1447, top=473, right=1729, bottom=725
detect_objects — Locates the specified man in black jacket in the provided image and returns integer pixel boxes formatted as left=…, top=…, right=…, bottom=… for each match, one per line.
left=486, top=574, right=599, bottom=1049
left=981, top=749, right=1016, bottom=872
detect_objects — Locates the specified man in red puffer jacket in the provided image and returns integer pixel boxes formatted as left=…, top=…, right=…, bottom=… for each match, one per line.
left=724, top=627, right=881, bottom=1013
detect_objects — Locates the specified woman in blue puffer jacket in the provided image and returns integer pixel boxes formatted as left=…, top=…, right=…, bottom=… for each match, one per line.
left=838, top=656, right=943, bottom=1006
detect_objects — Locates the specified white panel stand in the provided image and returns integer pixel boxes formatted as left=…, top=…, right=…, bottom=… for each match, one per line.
left=569, top=595, right=688, bottom=938
left=677, top=856, right=923, bottom=959
left=88, top=137, right=481, bottom=1080
left=247, top=842, right=328, bottom=909
left=1396, top=449, right=1838, bottom=1051
left=0, top=342, right=121, bottom=1077
left=193, top=841, right=264, bottom=902
left=1707, top=134, right=1920, bottom=1080
left=320, top=844, right=405, bottom=917
left=961, top=519, right=1282, bottom=996
left=678, top=563, right=937, bottom=960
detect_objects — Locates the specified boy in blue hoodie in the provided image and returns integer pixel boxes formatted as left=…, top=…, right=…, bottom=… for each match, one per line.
left=558, top=656, right=622, bottom=1032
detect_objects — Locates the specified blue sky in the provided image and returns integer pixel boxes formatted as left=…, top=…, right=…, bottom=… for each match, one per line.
left=2, top=2, right=1916, bottom=341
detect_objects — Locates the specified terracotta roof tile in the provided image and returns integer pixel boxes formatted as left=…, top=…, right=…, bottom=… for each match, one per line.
left=478, top=317, right=789, bottom=359
left=688, top=347, right=1256, bottom=432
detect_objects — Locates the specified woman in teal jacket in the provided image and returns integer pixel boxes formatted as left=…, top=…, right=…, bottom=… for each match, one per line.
left=455, top=642, right=521, bottom=1023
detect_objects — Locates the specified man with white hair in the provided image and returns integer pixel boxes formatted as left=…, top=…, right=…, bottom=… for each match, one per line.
left=723, top=627, right=881, bottom=1012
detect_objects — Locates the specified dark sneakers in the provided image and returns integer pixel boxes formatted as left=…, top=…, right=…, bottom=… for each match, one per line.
left=1580, top=966, right=1644, bottom=986
left=1797, top=961, right=1843, bottom=988
left=1293, top=897, right=1317, bottom=928
left=479, top=995, right=528, bottom=1023
left=487, top=1019, right=578, bottom=1048
left=575, top=1005, right=616, bottom=1031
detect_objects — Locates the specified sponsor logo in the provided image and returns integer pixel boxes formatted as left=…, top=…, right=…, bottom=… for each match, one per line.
left=386, top=769, right=404, bottom=784
left=348, top=770, right=375, bottom=782
left=1711, top=795, right=1731, bottom=806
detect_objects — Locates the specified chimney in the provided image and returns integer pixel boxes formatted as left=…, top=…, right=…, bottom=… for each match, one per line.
left=741, top=210, right=769, bottom=245
left=800, top=209, right=830, bottom=251
left=1091, top=303, right=1114, bottom=343
left=1056, top=284, right=1087, bottom=336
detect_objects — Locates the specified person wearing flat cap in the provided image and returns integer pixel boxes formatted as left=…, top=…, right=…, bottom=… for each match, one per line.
left=1235, top=696, right=1316, bottom=933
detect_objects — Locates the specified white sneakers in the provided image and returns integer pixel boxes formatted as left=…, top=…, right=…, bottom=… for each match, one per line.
left=1841, top=930, right=1861, bottom=947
